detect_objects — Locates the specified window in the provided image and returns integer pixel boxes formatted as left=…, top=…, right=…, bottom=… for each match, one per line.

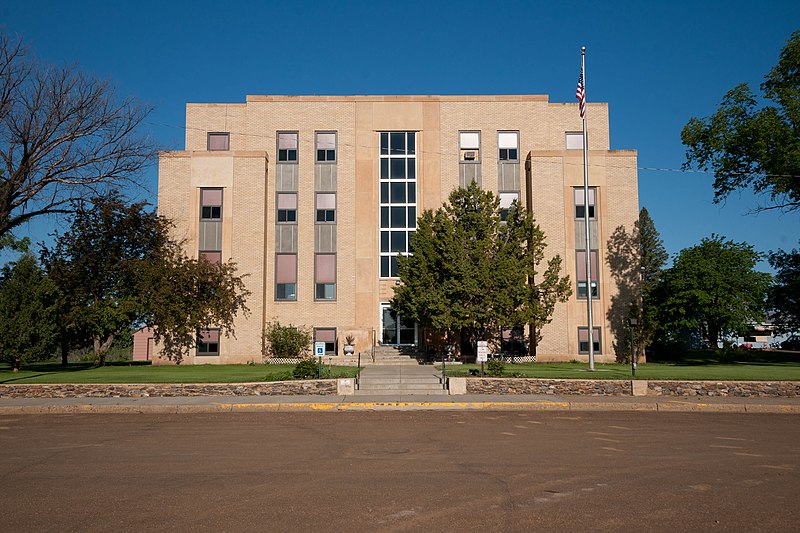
left=315, top=254, right=336, bottom=300
left=197, top=328, right=220, bottom=356
left=379, top=132, right=417, bottom=277
left=574, top=187, right=596, bottom=219
left=277, top=132, right=298, bottom=162
left=459, top=131, right=480, bottom=162
left=316, top=132, right=336, bottom=162
left=207, top=132, right=230, bottom=151
left=498, top=131, right=519, bottom=161
left=314, top=328, right=337, bottom=355
left=276, top=254, right=297, bottom=300
left=200, top=188, right=223, bottom=220
left=277, top=193, right=297, bottom=223
left=316, top=193, right=336, bottom=223
left=566, top=132, right=583, bottom=150
left=499, top=192, right=519, bottom=222
left=199, top=251, right=222, bottom=265
left=576, top=250, right=599, bottom=299
left=578, top=327, right=602, bottom=354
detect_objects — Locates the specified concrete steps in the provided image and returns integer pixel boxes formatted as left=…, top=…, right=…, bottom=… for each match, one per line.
left=337, top=346, right=421, bottom=366
left=356, top=365, right=448, bottom=396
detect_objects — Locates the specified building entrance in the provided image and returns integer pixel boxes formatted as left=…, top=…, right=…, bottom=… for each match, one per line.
left=381, top=303, right=417, bottom=346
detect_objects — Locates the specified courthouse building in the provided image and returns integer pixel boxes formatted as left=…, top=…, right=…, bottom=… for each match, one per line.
left=157, top=94, right=639, bottom=364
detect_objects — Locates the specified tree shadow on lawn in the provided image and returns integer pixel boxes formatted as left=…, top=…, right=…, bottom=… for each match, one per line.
left=663, top=350, right=800, bottom=367
left=0, top=361, right=150, bottom=383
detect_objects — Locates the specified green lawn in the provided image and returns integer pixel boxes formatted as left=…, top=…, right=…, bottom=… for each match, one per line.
left=438, top=358, right=800, bottom=381
left=0, top=362, right=358, bottom=384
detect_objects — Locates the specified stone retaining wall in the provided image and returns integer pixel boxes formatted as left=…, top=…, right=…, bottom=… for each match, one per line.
left=648, top=380, right=799, bottom=397
left=0, top=381, right=337, bottom=399
left=465, top=378, right=800, bottom=398
left=466, top=378, right=630, bottom=395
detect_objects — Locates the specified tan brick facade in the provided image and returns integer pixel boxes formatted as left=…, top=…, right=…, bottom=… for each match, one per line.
left=157, top=95, right=639, bottom=364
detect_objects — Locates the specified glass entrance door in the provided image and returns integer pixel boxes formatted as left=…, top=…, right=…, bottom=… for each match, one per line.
left=381, top=304, right=417, bottom=346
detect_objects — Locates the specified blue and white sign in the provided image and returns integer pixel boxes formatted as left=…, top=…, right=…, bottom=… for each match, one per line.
left=315, top=342, right=326, bottom=358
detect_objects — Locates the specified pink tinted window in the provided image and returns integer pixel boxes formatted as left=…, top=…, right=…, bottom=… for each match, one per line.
left=276, top=254, right=297, bottom=283
left=201, top=189, right=223, bottom=207
left=208, top=133, right=230, bottom=151
left=315, top=328, right=336, bottom=343
left=315, top=254, right=336, bottom=283
left=198, top=328, right=220, bottom=343
left=200, top=251, right=222, bottom=265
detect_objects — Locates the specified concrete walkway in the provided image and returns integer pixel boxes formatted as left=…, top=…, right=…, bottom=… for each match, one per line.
left=357, top=364, right=446, bottom=395
left=1, top=392, right=798, bottom=414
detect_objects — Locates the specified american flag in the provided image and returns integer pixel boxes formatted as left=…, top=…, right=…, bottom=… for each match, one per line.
left=576, top=71, right=586, bottom=119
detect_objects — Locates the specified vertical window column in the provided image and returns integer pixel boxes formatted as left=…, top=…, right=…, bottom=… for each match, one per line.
left=199, top=188, right=223, bottom=263
left=574, top=187, right=599, bottom=298
left=380, top=132, right=417, bottom=278
left=275, top=132, right=299, bottom=301
left=315, top=132, right=337, bottom=300
left=459, top=131, right=481, bottom=187
left=498, top=131, right=520, bottom=220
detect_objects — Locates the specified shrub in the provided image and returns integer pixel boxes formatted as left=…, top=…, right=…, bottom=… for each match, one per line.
left=486, top=360, right=505, bottom=377
left=293, top=358, right=319, bottom=379
left=263, top=320, right=311, bottom=359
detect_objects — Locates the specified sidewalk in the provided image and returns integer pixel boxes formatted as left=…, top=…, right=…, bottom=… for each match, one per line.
left=1, top=393, right=798, bottom=414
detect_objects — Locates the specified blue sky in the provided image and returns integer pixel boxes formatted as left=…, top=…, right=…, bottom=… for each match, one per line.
left=2, top=0, right=799, bottom=266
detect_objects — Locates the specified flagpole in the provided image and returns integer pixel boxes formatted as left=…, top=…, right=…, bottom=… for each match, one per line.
left=580, top=46, right=595, bottom=371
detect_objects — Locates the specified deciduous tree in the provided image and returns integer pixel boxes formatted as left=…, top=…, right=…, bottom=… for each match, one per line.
left=681, top=30, right=800, bottom=212
left=0, top=33, right=154, bottom=241
left=768, top=246, right=800, bottom=333
left=660, top=235, right=771, bottom=347
left=42, top=192, right=250, bottom=365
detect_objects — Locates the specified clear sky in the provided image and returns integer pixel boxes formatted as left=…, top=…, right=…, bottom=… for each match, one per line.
left=2, top=0, right=799, bottom=267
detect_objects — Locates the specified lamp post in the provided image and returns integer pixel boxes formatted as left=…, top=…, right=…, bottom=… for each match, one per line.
left=628, top=318, right=638, bottom=378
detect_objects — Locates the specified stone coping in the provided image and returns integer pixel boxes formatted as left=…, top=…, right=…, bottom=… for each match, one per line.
left=1, top=378, right=798, bottom=399
left=463, top=378, right=800, bottom=398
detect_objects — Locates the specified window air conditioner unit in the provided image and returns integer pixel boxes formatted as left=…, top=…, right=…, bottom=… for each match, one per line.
left=463, top=151, right=477, bottom=161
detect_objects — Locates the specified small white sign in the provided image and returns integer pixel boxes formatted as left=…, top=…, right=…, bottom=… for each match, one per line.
left=477, top=341, right=488, bottom=362
left=315, top=342, right=326, bottom=357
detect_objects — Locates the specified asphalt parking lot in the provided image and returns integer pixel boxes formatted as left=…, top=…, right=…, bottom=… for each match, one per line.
left=1, top=411, right=797, bottom=531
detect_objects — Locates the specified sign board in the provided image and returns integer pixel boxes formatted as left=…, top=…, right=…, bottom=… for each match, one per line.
left=477, top=341, right=488, bottom=362
left=314, top=342, right=326, bottom=358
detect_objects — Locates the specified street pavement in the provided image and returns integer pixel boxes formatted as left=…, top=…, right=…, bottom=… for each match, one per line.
left=1, top=410, right=797, bottom=531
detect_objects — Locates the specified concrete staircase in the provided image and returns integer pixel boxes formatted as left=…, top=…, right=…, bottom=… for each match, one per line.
left=337, top=345, right=421, bottom=366
left=355, top=365, right=448, bottom=396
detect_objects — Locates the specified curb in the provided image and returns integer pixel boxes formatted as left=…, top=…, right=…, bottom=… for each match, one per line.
left=1, top=400, right=799, bottom=415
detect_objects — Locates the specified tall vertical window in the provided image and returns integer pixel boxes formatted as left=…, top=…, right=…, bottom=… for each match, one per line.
left=499, top=192, right=519, bottom=222
left=578, top=327, right=602, bottom=354
left=316, top=193, right=336, bottom=223
left=200, top=188, right=222, bottom=220
left=574, top=187, right=596, bottom=219
left=498, top=131, right=519, bottom=161
left=276, top=254, right=297, bottom=300
left=315, top=254, right=336, bottom=300
left=316, top=132, right=336, bottom=162
left=379, top=132, right=416, bottom=277
left=277, top=193, right=297, bottom=223
left=199, top=188, right=223, bottom=268
left=576, top=250, right=599, bottom=298
left=207, top=132, right=230, bottom=151
left=277, top=132, right=298, bottom=162
left=459, top=131, right=480, bottom=162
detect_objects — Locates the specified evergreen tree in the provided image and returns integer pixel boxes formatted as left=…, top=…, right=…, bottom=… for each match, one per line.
left=0, top=254, right=59, bottom=370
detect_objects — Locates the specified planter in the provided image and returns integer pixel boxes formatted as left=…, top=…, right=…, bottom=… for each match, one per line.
left=343, top=345, right=355, bottom=355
